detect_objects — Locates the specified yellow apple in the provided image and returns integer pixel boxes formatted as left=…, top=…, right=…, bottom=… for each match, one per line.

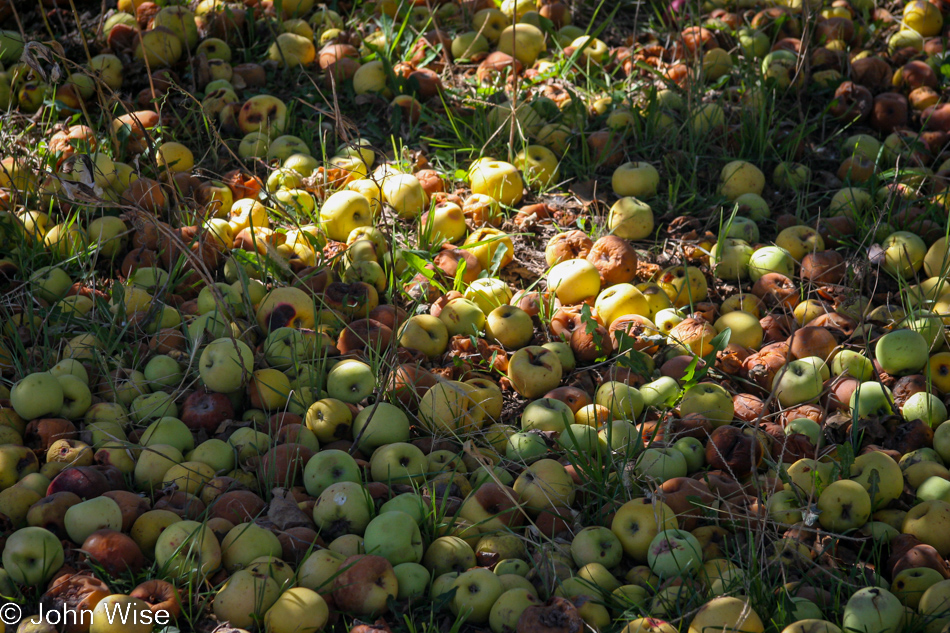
left=470, top=160, right=524, bottom=206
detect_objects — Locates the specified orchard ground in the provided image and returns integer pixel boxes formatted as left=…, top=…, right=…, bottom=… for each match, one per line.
left=1, top=0, right=950, bottom=633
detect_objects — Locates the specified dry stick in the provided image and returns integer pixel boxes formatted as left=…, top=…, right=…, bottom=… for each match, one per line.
left=508, top=15, right=518, bottom=165
left=66, top=0, right=94, bottom=64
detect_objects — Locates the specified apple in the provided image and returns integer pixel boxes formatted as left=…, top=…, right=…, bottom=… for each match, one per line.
left=422, top=535, right=477, bottom=579
left=507, top=346, right=563, bottom=399
left=420, top=380, right=481, bottom=435
left=422, top=201, right=467, bottom=245
left=141, top=417, right=194, bottom=453
left=490, top=588, right=541, bottom=633
left=364, top=510, right=424, bottom=566
left=903, top=500, right=950, bottom=556
left=383, top=174, right=426, bottom=219
left=369, top=442, right=428, bottom=485
left=640, top=376, right=681, bottom=408
left=876, top=329, right=929, bottom=376
left=189, top=439, right=235, bottom=474
left=709, top=238, right=753, bottom=281
left=469, top=160, right=524, bottom=206
left=2, top=526, right=64, bottom=585
left=785, top=418, right=822, bottom=446
left=397, top=315, right=449, bottom=358
left=296, top=548, right=347, bottom=593
left=352, top=401, right=411, bottom=452
left=656, top=265, right=707, bottom=308
left=264, top=587, right=329, bottom=633
left=514, top=145, right=560, bottom=189
left=920, top=579, right=950, bottom=633
left=647, top=529, right=703, bottom=578
left=213, top=569, right=281, bottom=629
left=64, top=496, right=123, bottom=544
left=718, top=160, right=765, bottom=200
left=904, top=0, right=943, bottom=36
left=772, top=360, right=824, bottom=407
left=635, top=448, right=687, bottom=482
left=851, top=451, right=904, bottom=510
left=608, top=197, right=654, bottom=240
left=841, top=587, right=904, bottom=633
left=326, top=359, right=375, bottom=403
left=332, top=555, right=398, bottom=617
left=154, top=519, right=222, bottom=582
left=610, top=499, right=677, bottom=561
left=486, top=305, right=534, bottom=349
left=11, top=372, right=64, bottom=420
left=89, top=594, right=155, bottom=633
left=903, top=392, right=948, bottom=428
left=688, top=597, right=763, bottom=633
left=303, top=449, right=361, bottom=498
left=679, top=383, right=733, bottom=427
left=452, top=31, right=490, bottom=58
left=520, top=400, right=573, bottom=435
left=817, top=479, right=871, bottom=532
left=850, top=382, right=894, bottom=419
left=881, top=231, right=926, bottom=278
left=129, top=392, right=177, bottom=424
left=319, top=190, right=372, bottom=242
left=439, top=298, right=486, bottom=337
left=748, top=246, right=796, bottom=281
left=612, top=162, right=659, bottom=198
left=571, top=526, right=623, bottom=570
left=143, top=355, right=183, bottom=390
left=722, top=216, right=760, bottom=244
left=465, top=278, right=514, bottom=315
left=933, top=421, right=950, bottom=464
left=473, top=8, right=507, bottom=42
left=199, top=338, right=254, bottom=393
left=133, top=443, right=183, bottom=491
left=595, top=381, right=644, bottom=421
left=221, top=522, right=282, bottom=571
left=831, top=350, right=874, bottom=381
left=775, top=225, right=825, bottom=261
left=312, top=481, right=374, bottom=539
left=595, top=284, right=650, bottom=325
left=452, top=567, right=505, bottom=623
left=548, top=258, right=601, bottom=305
left=305, top=398, right=353, bottom=444
left=622, top=618, right=678, bottom=633
left=892, top=567, right=943, bottom=610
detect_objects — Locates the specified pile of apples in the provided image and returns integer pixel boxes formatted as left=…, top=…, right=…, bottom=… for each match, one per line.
left=2, top=0, right=950, bottom=631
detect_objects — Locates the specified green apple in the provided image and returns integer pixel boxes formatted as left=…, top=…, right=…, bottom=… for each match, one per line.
left=10, top=372, right=64, bottom=420
left=351, top=402, right=410, bottom=453
left=876, top=329, right=929, bottom=376
left=903, top=392, right=948, bottom=428
left=679, top=383, right=734, bottom=427
left=595, top=382, right=644, bottom=421
left=64, top=496, right=123, bottom=545
left=199, top=338, right=254, bottom=393
left=451, top=567, right=505, bottom=624
left=772, top=360, right=823, bottom=407
left=647, top=529, right=703, bottom=579
left=2, top=526, right=64, bottom=585
left=748, top=246, right=795, bottom=281
left=842, top=587, right=903, bottom=633
left=817, top=479, right=871, bottom=532
left=850, top=382, right=894, bottom=419
left=364, top=511, right=424, bottom=566
left=850, top=451, right=903, bottom=510
left=326, top=359, right=375, bottom=404
left=221, top=523, right=282, bottom=571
